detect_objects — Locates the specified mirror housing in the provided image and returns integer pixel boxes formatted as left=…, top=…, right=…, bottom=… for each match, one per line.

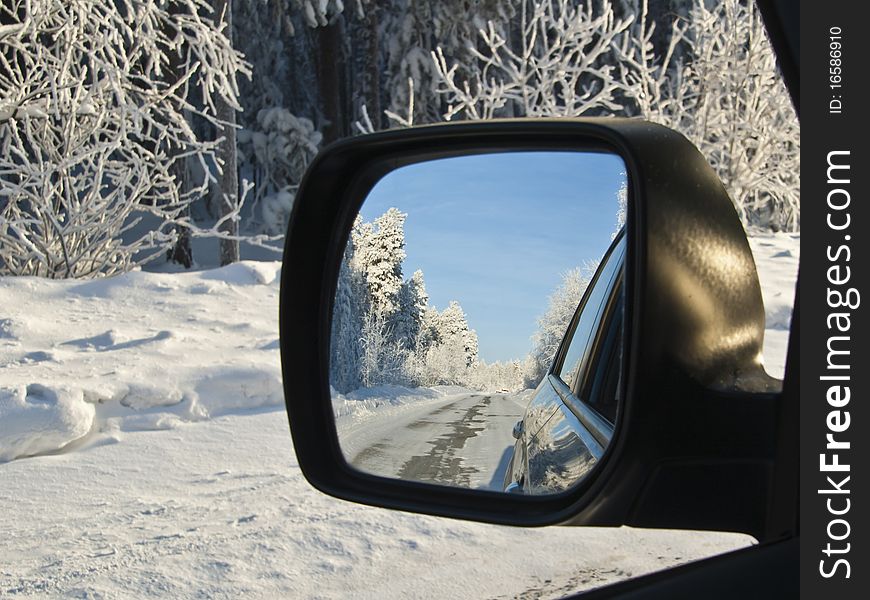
left=512, top=420, right=524, bottom=441
left=280, top=119, right=782, bottom=539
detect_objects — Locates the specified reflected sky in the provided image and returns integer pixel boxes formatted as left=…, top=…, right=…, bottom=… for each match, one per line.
left=360, top=151, right=625, bottom=362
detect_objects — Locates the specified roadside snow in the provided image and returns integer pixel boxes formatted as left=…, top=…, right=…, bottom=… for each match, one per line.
left=0, top=233, right=797, bottom=598
left=0, top=410, right=751, bottom=599
left=0, top=262, right=283, bottom=462
left=0, top=385, right=94, bottom=462
left=747, top=230, right=800, bottom=378
left=331, top=384, right=456, bottom=420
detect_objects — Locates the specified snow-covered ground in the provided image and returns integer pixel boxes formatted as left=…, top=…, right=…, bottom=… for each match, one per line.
left=749, top=231, right=800, bottom=379
left=0, top=232, right=797, bottom=598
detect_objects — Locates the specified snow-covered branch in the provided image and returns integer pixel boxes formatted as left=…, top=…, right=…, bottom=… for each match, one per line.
left=0, top=0, right=250, bottom=277
left=429, top=0, right=799, bottom=231
left=432, top=0, right=633, bottom=121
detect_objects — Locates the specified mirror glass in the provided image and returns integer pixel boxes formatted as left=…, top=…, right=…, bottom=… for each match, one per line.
left=330, top=151, right=626, bottom=496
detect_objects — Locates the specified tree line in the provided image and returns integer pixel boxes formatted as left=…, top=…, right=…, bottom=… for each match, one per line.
left=1, top=0, right=798, bottom=278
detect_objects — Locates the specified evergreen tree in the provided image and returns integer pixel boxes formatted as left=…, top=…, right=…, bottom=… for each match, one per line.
left=436, top=300, right=479, bottom=367
left=350, top=208, right=407, bottom=316
left=394, top=269, right=429, bottom=350
left=330, top=241, right=366, bottom=393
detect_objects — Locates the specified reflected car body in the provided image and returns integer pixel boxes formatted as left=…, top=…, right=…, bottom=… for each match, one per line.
left=505, top=231, right=625, bottom=494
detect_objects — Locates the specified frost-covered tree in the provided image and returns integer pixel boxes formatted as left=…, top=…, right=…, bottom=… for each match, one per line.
left=415, top=335, right=471, bottom=386
left=330, top=208, right=489, bottom=391
left=611, top=0, right=687, bottom=128
left=358, top=305, right=409, bottom=388
left=350, top=207, right=407, bottom=315
left=433, top=300, right=479, bottom=368
left=677, top=0, right=799, bottom=231
left=233, top=0, right=295, bottom=120
left=612, top=179, right=627, bottom=238
left=432, top=0, right=633, bottom=121
left=382, top=0, right=515, bottom=126
left=417, top=306, right=444, bottom=353
left=330, top=240, right=367, bottom=393
left=430, top=0, right=799, bottom=231
left=393, top=269, right=429, bottom=350
left=214, top=0, right=242, bottom=265
left=0, top=0, right=249, bottom=277
left=524, top=263, right=597, bottom=387
left=236, top=108, right=322, bottom=234
left=467, top=358, right=525, bottom=392
left=407, top=300, right=478, bottom=388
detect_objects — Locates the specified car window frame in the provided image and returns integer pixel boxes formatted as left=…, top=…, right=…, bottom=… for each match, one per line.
left=576, top=280, right=623, bottom=423
left=551, top=230, right=626, bottom=389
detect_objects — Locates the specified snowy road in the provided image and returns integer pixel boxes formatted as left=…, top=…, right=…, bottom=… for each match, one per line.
left=341, top=393, right=526, bottom=490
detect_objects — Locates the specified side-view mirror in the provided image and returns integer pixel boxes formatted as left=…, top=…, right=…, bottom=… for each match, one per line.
left=279, top=119, right=787, bottom=541
left=511, top=420, right=524, bottom=441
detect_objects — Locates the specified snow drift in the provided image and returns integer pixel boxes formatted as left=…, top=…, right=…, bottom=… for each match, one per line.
left=0, top=262, right=283, bottom=462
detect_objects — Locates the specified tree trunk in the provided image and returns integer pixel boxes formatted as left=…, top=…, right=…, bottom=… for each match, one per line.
left=165, top=4, right=192, bottom=267
left=316, top=18, right=346, bottom=144
left=214, top=0, right=240, bottom=265
left=167, top=158, right=193, bottom=268
left=366, top=6, right=381, bottom=129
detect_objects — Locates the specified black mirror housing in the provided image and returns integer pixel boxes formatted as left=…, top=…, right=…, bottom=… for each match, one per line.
left=279, top=119, right=786, bottom=540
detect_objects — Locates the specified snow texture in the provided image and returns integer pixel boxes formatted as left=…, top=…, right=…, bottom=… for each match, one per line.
left=0, top=385, right=95, bottom=462
left=0, top=261, right=283, bottom=463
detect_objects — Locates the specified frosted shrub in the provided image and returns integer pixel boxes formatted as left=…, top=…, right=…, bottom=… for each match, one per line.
left=358, top=308, right=409, bottom=388
left=237, top=107, right=322, bottom=234
left=432, top=0, right=632, bottom=121
left=416, top=337, right=474, bottom=387
left=679, top=0, right=800, bottom=231
left=465, top=359, right=525, bottom=393
left=0, top=0, right=249, bottom=277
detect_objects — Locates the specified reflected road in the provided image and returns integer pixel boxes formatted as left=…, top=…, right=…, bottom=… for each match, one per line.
left=343, top=393, right=527, bottom=490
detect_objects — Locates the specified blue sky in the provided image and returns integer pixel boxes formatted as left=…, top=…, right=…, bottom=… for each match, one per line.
left=360, top=151, right=625, bottom=362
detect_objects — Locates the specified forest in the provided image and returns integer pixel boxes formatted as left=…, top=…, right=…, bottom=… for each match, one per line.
left=0, top=0, right=799, bottom=390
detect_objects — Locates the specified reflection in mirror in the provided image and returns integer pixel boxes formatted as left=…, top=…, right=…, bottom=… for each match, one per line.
left=330, top=151, right=626, bottom=496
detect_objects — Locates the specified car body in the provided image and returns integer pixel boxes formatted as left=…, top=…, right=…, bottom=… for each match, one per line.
left=506, top=231, right=625, bottom=494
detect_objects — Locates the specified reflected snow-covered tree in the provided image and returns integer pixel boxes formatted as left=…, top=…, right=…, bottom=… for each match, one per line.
left=330, top=208, right=482, bottom=393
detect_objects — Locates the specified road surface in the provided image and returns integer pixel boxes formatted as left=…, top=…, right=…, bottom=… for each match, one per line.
left=337, top=392, right=528, bottom=490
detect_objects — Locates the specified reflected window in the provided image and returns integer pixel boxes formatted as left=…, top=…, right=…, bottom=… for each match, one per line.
left=582, top=288, right=623, bottom=423
left=556, top=234, right=625, bottom=391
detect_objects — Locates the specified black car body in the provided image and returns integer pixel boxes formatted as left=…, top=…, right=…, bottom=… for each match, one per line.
left=506, top=232, right=625, bottom=494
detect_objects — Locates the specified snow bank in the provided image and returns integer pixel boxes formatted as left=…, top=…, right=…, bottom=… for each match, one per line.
left=747, top=231, right=800, bottom=379
left=331, top=384, right=488, bottom=423
left=191, top=366, right=284, bottom=414
left=0, top=262, right=283, bottom=462
left=748, top=231, right=800, bottom=331
left=0, top=409, right=754, bottom=599
left=199, top=261, right=282, bottom=286
left=332, top=384, right=448, bottom=420
left=0, top=384, right=95, bottom=461
left=0, top=235, right=797, bottom=596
